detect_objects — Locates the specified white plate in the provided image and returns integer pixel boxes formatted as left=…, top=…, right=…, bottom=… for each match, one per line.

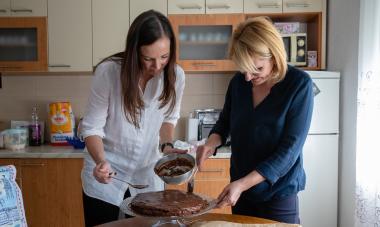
left=119, top=192, right=217, bottom=220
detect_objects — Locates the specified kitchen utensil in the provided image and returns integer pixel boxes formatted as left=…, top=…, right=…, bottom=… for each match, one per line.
left=154, top=153, right=197, bottom=185
left=108, top=172, right=148, bottom=189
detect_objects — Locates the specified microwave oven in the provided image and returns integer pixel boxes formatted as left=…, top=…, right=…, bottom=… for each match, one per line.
left=282, top=33, right=307, bottom=66
left=0, top=17, right=47, bottom=72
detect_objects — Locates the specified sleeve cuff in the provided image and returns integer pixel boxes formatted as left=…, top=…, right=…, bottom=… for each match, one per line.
left=163, top=118, right=178, bottom=127
left=256, top=163, right=280, bottom=185
left=82, top=130, right=105, bottom=139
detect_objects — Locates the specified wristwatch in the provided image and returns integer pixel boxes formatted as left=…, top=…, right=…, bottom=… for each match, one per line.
left=160, top=142, right=174, bottom=153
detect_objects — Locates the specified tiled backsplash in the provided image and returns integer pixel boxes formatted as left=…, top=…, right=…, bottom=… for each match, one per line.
left=0, top=73, right=233, bottom=140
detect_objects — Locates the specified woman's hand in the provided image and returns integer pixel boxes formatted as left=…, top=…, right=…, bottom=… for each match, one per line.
left=216, top=180, right=246, bottom=208
left=196, top=145, right=214, bottom=170
left=93, top=160, right=113, bottom=184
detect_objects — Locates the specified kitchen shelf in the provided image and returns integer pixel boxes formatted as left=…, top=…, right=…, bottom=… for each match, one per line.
left=246, top=12, right=322, bottom=70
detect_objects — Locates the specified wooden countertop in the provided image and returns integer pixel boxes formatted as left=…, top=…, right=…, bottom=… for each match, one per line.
left=97, top=213, right=277, bottom=227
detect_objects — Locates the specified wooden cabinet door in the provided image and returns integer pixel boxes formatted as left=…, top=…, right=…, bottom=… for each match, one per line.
left=19, top=159, right=49, bottom=227
left=130, top=0, right=167, bottom=24
left=48, top=0, right=92, bottom=71
left=92, top=0, right=129, bottom=66
left=45, top=159, right=84, bottom=227
left=11, top=0, right=47, bottom=16
left=0, top=0, right=11, bottom=16
left=168, top=0, right=205, bottom=14
left=283, top=0, right=323, bottom=13
left=169, top=14, right=244, bottom=72
left=167, top=158, right=231, bottom=214
left=206, top=0, right=243, bottom=14
left=0, top=158, right=84, bottom=227
left=244, top=0, right=282, bottom=14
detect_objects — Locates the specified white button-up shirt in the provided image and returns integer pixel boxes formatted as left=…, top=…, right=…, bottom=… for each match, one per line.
left=81, top=60, right=185, bottom=206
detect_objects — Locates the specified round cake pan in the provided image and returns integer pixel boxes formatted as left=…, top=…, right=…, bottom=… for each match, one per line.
left=154, top=153, right=196, bottom=185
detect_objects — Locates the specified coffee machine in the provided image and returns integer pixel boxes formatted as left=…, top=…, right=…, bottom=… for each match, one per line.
left=194, top=109, right=221, bottom=141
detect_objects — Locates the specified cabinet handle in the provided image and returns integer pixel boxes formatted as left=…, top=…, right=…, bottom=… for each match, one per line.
left=207, top=4, right=230, bottom=10
left=257, top=3, right=281, bottom=8
left=285, top=3, right=311, bottom=8
left=20, top=163, right=45, bottom=167
left=192, top=63, right=217, bottom=67
left=0, top=66, right=22, bottom=69
left=0, top=9, right=7, bottom=13
left=199, top=168, right=224, bottom=173
left=11, top=9, right=33, bottom=13
left=177, top=4, right=203, bottom=10
left=49, top=64, right=71, bottom=68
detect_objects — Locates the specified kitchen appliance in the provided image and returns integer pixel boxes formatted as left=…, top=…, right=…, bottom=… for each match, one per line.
left=0, top=17, right=47, bottom=71
left=194, top=109, right=221, bottom=141
left=299, top=71, right=340, bottom=227
left=282, top=33, right=307, bottom=66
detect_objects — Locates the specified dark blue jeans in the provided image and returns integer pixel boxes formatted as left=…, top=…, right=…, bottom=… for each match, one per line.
left=232, top=194, right=300, bottom=224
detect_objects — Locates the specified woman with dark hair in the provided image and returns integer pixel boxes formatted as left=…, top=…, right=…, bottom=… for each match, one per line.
left=80, top=10, right=186, bottom=226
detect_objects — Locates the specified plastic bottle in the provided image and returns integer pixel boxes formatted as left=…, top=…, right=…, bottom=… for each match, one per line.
left=29, top=107, right=41, bottom=146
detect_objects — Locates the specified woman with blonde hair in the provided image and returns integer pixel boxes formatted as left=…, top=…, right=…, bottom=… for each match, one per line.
left=196, top=17, right=314, bottom=224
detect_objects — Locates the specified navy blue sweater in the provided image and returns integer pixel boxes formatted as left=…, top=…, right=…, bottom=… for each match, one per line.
left=211, top=66, right=314, bottom=202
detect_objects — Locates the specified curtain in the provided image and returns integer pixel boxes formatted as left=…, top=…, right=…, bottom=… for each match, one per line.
left=355, top=0, right=380, bottom=226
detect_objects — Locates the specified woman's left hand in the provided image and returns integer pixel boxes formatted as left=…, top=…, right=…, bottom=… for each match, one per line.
left=162, top=146, right=188, bottom=154
left=216, top=180, right=245, bottom=208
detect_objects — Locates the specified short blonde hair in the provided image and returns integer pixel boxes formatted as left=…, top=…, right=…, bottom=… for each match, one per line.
left=229, top=16, right=287, bottom=83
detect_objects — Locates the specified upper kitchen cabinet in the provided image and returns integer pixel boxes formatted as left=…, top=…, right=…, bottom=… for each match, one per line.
left=169, top=0, right=243, bottom=14
left=205, top=0, right=243, bottom=14
left=168, top=0, right=205, bottom=14
left=92, top=0, right=129, bottom=66
left=244, top=0, right=326, bottom=69
left=244, top=0, right=322, bottom=13
left=283, top=0, right=322, bottom=13
left=169, top=14, right=244, bottom=72
left=0, top=17, right=48, bottom=72
left=0, top=0, right=47, bottom=17
left=48, top=0, right=92, bottom=72
left=244, top=0, right=283, bottom=14
left=130, top=0, right=167, bottom=24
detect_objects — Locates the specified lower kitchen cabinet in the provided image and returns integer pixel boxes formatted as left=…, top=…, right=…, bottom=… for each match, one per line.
left=0, top=158, right=84, bottom=227
left=166, top=158, right=231, bottom=214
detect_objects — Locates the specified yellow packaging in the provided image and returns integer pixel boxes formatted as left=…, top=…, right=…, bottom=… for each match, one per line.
left=49, top=102, right=75, bottom=145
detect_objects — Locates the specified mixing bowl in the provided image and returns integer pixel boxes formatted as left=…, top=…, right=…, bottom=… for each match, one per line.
left=154, top=153, right=197, bottom=185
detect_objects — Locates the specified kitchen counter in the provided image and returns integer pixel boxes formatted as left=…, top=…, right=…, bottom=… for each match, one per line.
left=0, top=145, right=231, bottom=159
left=0, top=145, right=85, bottom=158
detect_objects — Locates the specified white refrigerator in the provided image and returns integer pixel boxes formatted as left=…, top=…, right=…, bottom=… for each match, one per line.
left=299, top=71, right=340, bottom=227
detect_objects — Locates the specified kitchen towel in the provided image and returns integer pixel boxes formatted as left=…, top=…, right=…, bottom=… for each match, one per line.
left=0, top=165, right=27, bottom=227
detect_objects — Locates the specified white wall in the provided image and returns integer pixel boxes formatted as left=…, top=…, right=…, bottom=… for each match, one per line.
left=327, top=0, right=360, bottom=226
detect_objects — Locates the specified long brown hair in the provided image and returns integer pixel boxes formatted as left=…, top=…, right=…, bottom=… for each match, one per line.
left=99, top=10, right=177, bottom=128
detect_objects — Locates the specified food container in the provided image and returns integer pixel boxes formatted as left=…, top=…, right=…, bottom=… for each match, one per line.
left=1, top=128, right=28, bottom=150
left=154, top=153, right=197, bottom=185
